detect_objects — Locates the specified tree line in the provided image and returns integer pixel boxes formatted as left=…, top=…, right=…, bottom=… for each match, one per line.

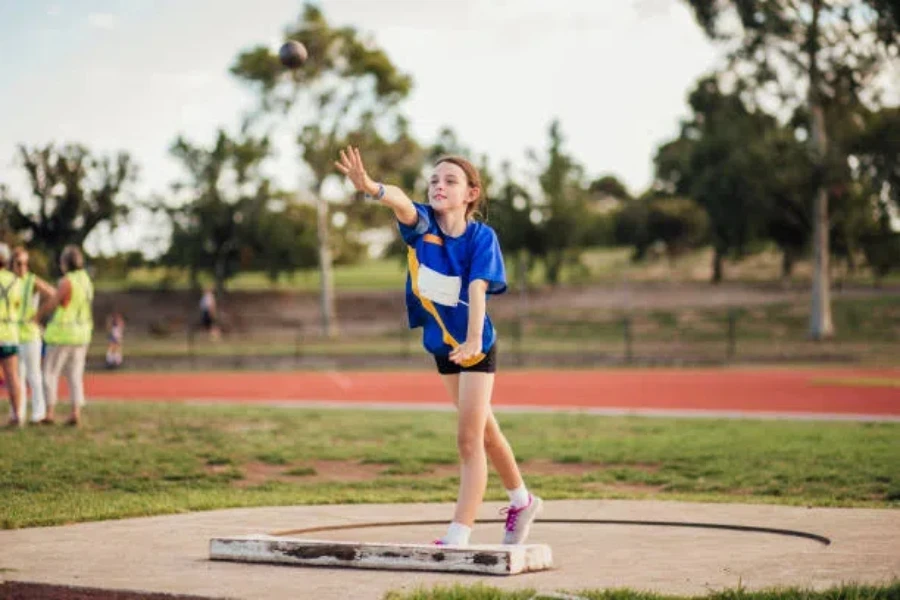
left=1, top=2, right=897, bottom=339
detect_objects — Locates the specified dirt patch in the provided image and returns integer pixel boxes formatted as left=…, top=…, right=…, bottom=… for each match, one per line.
left=224, top=460, right=454, bottom=488
left=0, top=581, right=219, bottom=600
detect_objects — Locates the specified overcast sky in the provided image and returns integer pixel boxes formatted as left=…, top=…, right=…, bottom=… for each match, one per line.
left=0, top=0, right=728, bottom=254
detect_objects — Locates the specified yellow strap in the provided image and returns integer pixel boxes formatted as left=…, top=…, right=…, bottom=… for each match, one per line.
left=407, top=247, right=485, bottom=368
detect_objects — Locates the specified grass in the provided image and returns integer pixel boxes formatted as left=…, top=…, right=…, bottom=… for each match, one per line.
left=94, top=259, right=408, bottom=293
left=1, top=402, right=898, bottom=529
left=384, top=582, right=900, bottom=600
left=94, top=247, right=900, bottom=293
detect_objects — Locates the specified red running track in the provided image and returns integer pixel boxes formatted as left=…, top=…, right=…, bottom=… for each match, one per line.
left=82, top=368, right=900, bottom=418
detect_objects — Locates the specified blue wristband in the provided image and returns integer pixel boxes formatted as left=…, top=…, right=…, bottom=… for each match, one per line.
left=375, top=183, right=386, bottom=200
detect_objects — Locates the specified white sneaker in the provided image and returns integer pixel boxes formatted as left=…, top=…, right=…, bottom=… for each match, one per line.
left=501, top=495, right=543, bottom=544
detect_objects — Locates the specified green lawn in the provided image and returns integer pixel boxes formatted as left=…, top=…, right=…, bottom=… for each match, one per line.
left=2, top=402, right=897, bottom=529
left=384, top=582, right=900, bottom=600
left=94, top=259, right=408, bottom=292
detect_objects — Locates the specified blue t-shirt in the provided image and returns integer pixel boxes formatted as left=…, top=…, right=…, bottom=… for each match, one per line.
left=398, top=203, right=507, bottom=363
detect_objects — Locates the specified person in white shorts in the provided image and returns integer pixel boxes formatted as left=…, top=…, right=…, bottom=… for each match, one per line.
left=11, top=246, right=57, bottom=424
left=37, top=245, right=94, bottom=426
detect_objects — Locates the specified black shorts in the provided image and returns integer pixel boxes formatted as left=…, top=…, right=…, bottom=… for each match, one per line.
left=434, top=344, right=497, bottom=375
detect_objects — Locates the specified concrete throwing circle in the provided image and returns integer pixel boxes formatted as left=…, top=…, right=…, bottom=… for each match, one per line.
left=272, top=518, right=830, bottom=546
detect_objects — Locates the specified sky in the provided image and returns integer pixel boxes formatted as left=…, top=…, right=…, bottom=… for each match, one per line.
left=0, top=0, right=726, bottom=255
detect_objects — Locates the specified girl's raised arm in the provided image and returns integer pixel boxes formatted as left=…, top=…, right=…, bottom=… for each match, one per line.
left=335, top=145, right=418, bottom=226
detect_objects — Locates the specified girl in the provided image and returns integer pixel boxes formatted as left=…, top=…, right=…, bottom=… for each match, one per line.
left=335, top=146, right=542, bottom=546
left=105, top=310, right=125, bottom=368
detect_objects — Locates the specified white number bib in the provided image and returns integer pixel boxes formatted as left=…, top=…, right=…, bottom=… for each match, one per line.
left=417, top=264, right=462, bottom=307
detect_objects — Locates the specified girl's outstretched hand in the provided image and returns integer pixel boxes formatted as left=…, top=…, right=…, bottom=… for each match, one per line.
left=334, top=146, right=373, bottom=194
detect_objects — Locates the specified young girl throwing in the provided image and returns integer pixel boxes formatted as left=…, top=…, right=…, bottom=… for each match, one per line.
left=335, top=146, right=542, bottom=546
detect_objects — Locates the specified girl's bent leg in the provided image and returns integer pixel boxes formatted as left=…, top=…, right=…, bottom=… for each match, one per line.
left=483, top=411, right=524, bottom=491
left=439, top=374, right=524, bottom=493
left=452, top=372, right=494, bottom=527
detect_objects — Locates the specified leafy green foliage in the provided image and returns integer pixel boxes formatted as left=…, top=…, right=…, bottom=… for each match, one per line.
left=0, top=143, right=136, bottom=267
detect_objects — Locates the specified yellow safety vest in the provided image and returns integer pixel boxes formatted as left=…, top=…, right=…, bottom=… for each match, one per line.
left=0, top=269, right=23, bottom=345
left=17, top=272, right=41, bottom=343
left=44, top=269, right=94, bottom=346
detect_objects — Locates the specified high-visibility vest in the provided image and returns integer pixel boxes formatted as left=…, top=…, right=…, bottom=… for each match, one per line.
left=0, top=269, right=22, bottom=345
left=44, top=269, right=94, bottom=346
left=17, top=272, right=41, bottom=343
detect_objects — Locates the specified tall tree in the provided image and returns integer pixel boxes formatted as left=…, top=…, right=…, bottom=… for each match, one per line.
left=655, top=78, right=777, bottom=282
left=230, top=3, right=413, bottom=337
left=0, top=143, right=136, bottom=265
left=846, top=106, right=900, bottom=282
left=248, top=197, right=320, bottom=283
left=531, top=120, right=591, bottom=285
left=490, top=162, right=540, bottom=290
left=683, top=0, right=900, bottom=337
left=163, top=129, right=282, bottom=295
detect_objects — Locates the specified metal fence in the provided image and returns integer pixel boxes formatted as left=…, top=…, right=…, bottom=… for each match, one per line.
left=87, top=301, right=899, bottom=371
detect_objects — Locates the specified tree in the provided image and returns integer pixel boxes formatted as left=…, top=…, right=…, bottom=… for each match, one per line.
left=0, top=143, right=136, bottom=266
left=162, top=129, right=287, bottom=294
left=531, top=120, right=592, bottom=285
left=646, top=196, right=710, bottom=265
left=490, top=162, right=540, bottom=290
left=840, top=105, right=900, bottom=282
left=851, top=106, right=900, bottom=218
left=614, top=197, right=652, bottom=260
left=230, top=3, right=413, bottom=337
left=683, top=0, right=900, bottom=338
left=588, top=175, right=632, bottom=202
left=758, top=126, right=814, bottom=281
left=248, top=198, right=319, bottom=282
left=655, top=78, right=777, bottom=282
left=613, top=193, right=708, bottom=264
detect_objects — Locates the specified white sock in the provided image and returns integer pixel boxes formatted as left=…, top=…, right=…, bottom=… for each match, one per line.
left=443, top=522, right=472, bottom=546
left=507, top=484, right=530, bottom=508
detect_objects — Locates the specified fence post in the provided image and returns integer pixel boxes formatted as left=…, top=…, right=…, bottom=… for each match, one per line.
left=404, top=317, right=413, bottom=359
left=512, top=315, right=524, bottom=366
left=187, top=324, right=195, bottom=370
left=623, top=315, right=633, bottom=364
left=726, top=309, right=737, bottom=360
left=295, top=328, right=303, bottom=368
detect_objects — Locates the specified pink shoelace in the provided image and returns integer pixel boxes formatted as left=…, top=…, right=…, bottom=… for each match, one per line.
left=500, top=500, right=529, bottom=533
